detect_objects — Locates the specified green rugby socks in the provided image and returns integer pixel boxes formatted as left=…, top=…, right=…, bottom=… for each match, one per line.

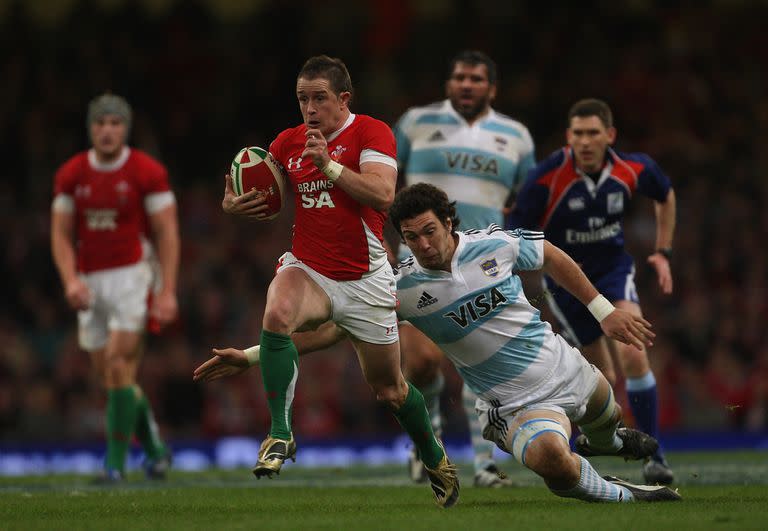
left=133, top=386, right=167, bottom=460
left=105, top=387, right=138, bottom=473
left=393, top=383, right=446, bottom=469
left=259, top=330, right=299, bottom=440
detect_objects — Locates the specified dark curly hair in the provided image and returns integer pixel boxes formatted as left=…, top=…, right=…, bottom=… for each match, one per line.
left=449, top=50, right=497, bottom=84
left=389, top=183, right=460, bottom=239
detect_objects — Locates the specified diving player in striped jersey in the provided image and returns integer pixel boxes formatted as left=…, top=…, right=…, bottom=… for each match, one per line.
left=508, top=99, right=676, bottom=485
left=195, top=183, right=680, bottom=503
left=391, top=50, right=535, bottom=487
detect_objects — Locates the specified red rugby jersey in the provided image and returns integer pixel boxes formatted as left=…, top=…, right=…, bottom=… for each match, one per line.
left=53, top=147, right=171, bottom=273
left=270, top=114, right=396, bottom=281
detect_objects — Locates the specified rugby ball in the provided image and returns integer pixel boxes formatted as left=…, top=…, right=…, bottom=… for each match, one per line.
left=230, top=146, right=287, bottom=220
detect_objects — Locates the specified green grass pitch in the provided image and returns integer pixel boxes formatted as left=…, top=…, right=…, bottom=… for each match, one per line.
left=1, top=450, right=766, bottom=530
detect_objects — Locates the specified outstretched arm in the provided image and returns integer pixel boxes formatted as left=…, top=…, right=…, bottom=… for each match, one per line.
left=193, top=321, right=348, bottom=382
left=541, top=241, right=655, bottom=350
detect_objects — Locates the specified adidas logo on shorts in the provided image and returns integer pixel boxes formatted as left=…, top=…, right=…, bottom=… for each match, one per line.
left=416, top=291, right=438, bottom=309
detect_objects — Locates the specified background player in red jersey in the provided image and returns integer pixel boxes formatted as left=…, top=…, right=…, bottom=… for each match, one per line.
left=508, top=99, right=676, bottom=485
left=219, top=56, right=458, bottom=508
left=50, top=94, right=179, bottom=482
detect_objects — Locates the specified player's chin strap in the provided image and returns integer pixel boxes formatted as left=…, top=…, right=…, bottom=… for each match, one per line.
left=509, top=418, right=569, bottom=466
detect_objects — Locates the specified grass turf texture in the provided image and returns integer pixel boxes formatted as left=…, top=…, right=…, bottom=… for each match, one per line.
left=1, top=450, right=766, bottom=530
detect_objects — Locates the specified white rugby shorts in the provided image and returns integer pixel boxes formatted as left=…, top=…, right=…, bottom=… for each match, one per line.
left=476, top=336, right=600, bottom=451
left=277, top=252, right=399, bottom=345
left=77, top=260, right=153, bottom=351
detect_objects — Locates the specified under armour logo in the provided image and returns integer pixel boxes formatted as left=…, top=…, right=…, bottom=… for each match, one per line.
left=287, top=157, right=303, bottom=170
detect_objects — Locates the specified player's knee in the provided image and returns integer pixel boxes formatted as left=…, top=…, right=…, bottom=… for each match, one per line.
left=105, top=357, right=132, bottom=387
left=262, top=304, right=296, bottom=335
left=580, top=386, right=621, bottom=438
left=508, top=418, right=570, bottom=469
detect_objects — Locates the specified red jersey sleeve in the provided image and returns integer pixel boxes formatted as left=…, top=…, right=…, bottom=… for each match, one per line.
left=269, top=129, right=292, bottom=163
left=53, top=155, right=84, bottom=197
left=358, top=117, right=397, bottom=161
left=134, top=151, right=171, bottom=195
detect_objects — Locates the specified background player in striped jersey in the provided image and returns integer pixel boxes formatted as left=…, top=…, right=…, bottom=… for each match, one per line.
left=218, top=56, right=458, bottom=508
left=391, top=50, right=536, bottom=486
left=507, top=98, right=677, bottom=484
left=51, top=94, right=178, bottom=482
left=195, top=183, right=680, bottom=503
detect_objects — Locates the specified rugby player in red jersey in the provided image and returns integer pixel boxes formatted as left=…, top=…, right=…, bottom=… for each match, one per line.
left=220, top=56, right=458, bottom=508
left=51, top=94, right=178, bottom=482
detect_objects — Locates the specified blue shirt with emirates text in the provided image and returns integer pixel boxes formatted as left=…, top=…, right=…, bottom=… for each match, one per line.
left=507, top=146, right=671, bottom=276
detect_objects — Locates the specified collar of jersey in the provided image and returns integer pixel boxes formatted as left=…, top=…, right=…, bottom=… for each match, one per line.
left=325, top=113, right=356, bottom=143
left=570, top=147, right=615, bottom=196
left=443, top=99, right=495, bottom=128
left=88, top=146, right=130, bottom=172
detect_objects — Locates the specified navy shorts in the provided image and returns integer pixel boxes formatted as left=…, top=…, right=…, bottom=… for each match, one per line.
left=544, top=253, right=639, bottom=346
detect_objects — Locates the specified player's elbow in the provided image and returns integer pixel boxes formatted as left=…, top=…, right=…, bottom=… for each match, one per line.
left=376, top=191, right=395, bottom=211
left=367, top=184, right=394, bottom=211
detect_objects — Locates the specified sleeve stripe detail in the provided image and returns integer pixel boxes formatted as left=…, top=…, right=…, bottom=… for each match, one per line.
left=52, top=194, right=75, bottom=213
left=360, top=149, right=397, bottom=169
left=145, top=191, right=176, bottom=214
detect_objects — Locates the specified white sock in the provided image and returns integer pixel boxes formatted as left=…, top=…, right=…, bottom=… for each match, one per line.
left=462, top=383, right=495, bottom=473
left=551, top=455, right=633, bottom=503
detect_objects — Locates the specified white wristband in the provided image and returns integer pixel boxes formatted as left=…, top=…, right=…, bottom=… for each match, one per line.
left=321, top=160, right=344, bottom=182
left=587, top=294, right=616, bottom=323
left=244, top=345, right=260, bottom=366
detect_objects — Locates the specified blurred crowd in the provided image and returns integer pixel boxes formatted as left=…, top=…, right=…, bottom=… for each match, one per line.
left=1, top=0, right=766, bottom=443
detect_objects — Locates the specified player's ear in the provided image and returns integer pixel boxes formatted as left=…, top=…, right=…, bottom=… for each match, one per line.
left=339, top=91, right=352, bottom=108
left=606, top=127, right=617, bottom=144
left=489, top=83, right=497, bottom=102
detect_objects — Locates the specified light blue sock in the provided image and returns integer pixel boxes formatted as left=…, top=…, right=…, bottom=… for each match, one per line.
left=551, top=455, right=633, bottom=503
left=462, top=383, right=496, bottom=473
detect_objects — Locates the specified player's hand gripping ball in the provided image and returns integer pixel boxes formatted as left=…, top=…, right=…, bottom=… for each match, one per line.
left=230, top=146, right=287, bottom=220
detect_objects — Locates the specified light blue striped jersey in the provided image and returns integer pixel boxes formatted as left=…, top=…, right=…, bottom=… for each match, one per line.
left=393, top=99, right=535, bottom=230
left=395, top=226, right=565, bottom=403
